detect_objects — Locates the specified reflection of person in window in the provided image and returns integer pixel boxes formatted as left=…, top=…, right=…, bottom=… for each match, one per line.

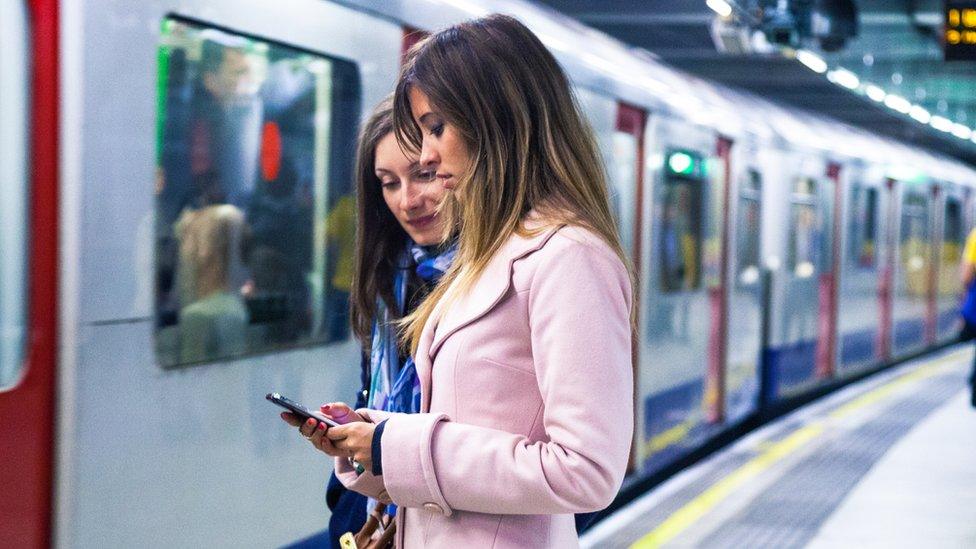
left=662, top=190, right=694, bottom=338
left=189, top=39, right=264, bottom=209
left=324, top=193, right=357, bottom=342
left=662, top=202, right=683, bottom=291
left=176, top=204, right=250, bottom=363
left=245, top=160, right=311, bottom=343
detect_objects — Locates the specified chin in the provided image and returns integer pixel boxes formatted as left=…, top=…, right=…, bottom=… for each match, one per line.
left=414, top=233, right=441, bottom=247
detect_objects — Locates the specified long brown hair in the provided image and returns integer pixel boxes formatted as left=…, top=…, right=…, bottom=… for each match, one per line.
left=349, top=97, right=409, bottom=348
left=393, top=14, right=637, bottom=354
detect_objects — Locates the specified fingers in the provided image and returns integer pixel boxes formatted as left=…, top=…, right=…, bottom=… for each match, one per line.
left=321, top=402, right=359, bottom=424
left=326, top=424, right=351, bottom=441
left=280, top=411, right=302, bottom=427
left=296, top=417, right=315, bottom=437
left=297, top=418, right=342, bottom=456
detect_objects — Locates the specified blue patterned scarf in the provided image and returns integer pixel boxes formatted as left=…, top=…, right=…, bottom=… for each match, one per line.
left=367, top=241, right=456, bottom=416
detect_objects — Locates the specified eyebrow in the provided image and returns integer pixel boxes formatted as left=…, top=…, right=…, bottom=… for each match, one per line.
left=418, top=112, right=438, bottom=126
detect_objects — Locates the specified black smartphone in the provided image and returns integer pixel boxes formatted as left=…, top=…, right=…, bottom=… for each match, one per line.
left=266, top=392, right=339, bottom=427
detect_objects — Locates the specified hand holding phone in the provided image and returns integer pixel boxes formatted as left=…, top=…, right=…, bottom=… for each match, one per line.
left=266, top=392, right=339, bottom=428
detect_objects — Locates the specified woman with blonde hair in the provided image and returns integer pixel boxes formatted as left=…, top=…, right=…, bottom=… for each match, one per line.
left=176, top=203, right=249, bottom=363
left=297, top=15, right=635, bottom=547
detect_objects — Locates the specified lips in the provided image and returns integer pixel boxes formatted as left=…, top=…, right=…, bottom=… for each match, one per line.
left=407, top=213, right=437, bottom=228
left=436, top=173, right=455, bottom=189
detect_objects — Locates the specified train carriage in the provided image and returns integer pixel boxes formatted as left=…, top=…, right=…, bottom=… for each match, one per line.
left=3, top=0, right=976, bottom=546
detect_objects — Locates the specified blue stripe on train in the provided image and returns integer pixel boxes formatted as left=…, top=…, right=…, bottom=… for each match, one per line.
left=894, top=317, right=924, bottom=350
left=762, top=339, right=817, bottom=401
left=643, top=378, right=703, bottom=441
left=937, top=308, right=959, bottom=336
left=641, top=378, right=706, bottom=472
left=640, top=375, right=758, bottom=474
left=839, top=328, right=877, bottom=367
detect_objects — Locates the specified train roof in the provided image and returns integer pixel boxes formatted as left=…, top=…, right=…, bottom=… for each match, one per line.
left=334, top=0, right=976, bottom=187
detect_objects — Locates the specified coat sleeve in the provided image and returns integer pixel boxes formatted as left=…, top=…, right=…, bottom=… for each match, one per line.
left=379, top=242, right=634, bottom=516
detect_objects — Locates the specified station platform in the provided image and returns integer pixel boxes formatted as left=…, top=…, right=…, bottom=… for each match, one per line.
left=582, top=346, right=976, bottom=548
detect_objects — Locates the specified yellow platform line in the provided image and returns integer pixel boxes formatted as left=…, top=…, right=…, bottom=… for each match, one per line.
left=630, top=352, right=965, bottom=549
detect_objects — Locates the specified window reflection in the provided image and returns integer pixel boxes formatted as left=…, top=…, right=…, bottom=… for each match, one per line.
left=154, top=19, right=360, bottom=367
left=847, top=185, right=878, bottom=268
left=900, top=192, right=929, bottom=298
left=660, top=168, right=703, bottom=292
left=788, top=178, right=821, bottom=279
left=735, top=170, right=761, bottom=286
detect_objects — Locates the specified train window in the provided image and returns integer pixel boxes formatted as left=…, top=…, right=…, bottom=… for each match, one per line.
left=847, top=185, right=878, bottom=268
left=153, top=18, right=360, bottom=367
left=0, top=0, right=30, bottom=388
left=944, top=197, right=963, bottom=264
left=660, top=150, right=704, bottom=293
left=900, top=192, right=930, bottom=294
left=735, top=170, right=762, bottom=286
left=787, top=177, right=820, bottom=278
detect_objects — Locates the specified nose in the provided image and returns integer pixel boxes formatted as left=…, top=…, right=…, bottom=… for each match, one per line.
left=400, top=181, right=424, bottom=212
left=419, top=136, right=439, bottom=170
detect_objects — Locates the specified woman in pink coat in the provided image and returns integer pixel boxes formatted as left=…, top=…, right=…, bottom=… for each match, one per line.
left=296, top=14, right=635, bottom=547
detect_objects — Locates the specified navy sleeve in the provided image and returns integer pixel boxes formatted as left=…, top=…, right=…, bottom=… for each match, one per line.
left=371, top=420, right=387, bottom=475
left=354, top=352, right=369, bottom=410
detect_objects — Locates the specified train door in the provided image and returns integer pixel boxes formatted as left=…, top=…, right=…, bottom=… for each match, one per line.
left=892, top=184, right=934, bottom=356
left=60, top=4, right=403, bottom=546
left=574, top=89, right=648, bottom=467
left=766, top=156, right=837, bottom=399
left=936, top=185, right=964, bottom=343
left=0, top=0, right=58, bottom=546
left=637, top=116, right=727, bottom=473
left=723, top=143, right=762, bottom=424
left=836, top=164, right=885, bottom=374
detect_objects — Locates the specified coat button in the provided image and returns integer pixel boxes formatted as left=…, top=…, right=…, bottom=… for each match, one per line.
left=423, top=502, right=444, bottom=515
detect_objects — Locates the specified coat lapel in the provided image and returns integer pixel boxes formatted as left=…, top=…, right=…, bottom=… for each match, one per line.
left=413, top=222, right=563, bottom=412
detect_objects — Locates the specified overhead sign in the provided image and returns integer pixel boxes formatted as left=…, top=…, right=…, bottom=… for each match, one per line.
left=945, top=1, right=976, bottom=60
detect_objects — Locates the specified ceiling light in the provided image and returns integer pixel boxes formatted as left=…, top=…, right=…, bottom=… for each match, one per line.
left=952, top=124, right=973, bottom=140
left=796, top=50, right=827, bottom=73
left=909, top=106, right=931, bottom=124
left=864, top=85, right=886, bottom=102
left=827, top=68, right=859, bottom=90
left=931, top=116, right=954, bottom=132
left=706, top=0, right=733, bottom=17
left=883, top=94, right=912, bottom=114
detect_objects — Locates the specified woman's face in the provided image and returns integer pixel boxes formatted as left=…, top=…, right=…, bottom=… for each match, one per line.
left=374, top=132, right=446, bottom=246
left=409, top=87, right=471, bottom=193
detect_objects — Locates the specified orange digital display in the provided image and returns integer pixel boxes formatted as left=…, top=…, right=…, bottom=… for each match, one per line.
left=945, top=2, right=976, bottom=60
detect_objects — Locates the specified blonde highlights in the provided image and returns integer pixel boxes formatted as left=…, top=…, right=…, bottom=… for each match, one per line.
left=393, top=15, right=636, bottom=354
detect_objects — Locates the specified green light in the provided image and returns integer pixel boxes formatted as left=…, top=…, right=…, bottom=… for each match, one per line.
left=668, top=152, right=695, bottom=175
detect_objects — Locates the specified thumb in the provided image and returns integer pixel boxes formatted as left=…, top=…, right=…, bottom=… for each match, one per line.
left=321, top=402, right=355, bottom=423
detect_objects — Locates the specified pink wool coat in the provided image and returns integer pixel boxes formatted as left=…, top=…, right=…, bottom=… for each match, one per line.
left=336, top=222, right=634, bottom=548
